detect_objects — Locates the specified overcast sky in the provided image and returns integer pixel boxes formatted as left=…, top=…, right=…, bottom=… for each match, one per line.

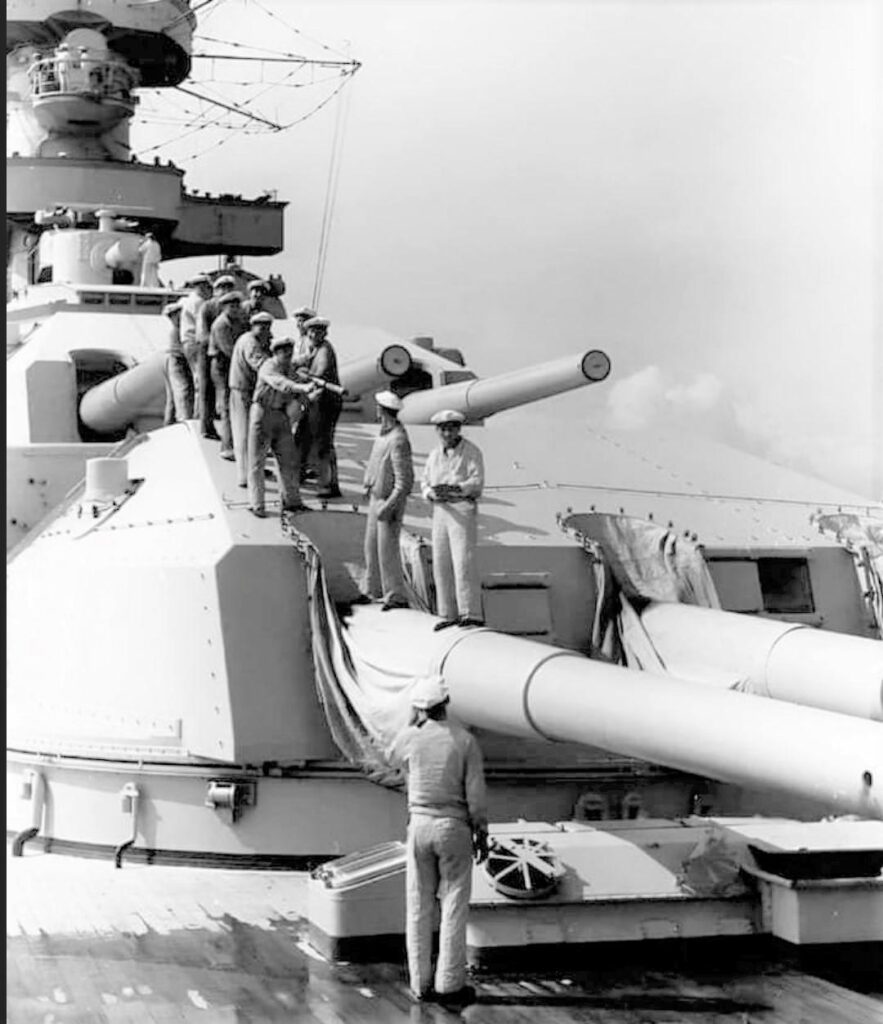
left=137, top=1, right=882, bottom=498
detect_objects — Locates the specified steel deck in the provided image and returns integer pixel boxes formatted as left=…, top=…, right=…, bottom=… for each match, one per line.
left=6, top=847, right=882, bottom=1023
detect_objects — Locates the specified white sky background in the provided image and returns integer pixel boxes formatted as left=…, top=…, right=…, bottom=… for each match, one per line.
left=135, top=0, right=882, bottom=499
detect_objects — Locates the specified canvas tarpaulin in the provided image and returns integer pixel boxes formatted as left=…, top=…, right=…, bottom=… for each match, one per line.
left=811, top=511, right=883, bottom=638
left=560, top=512, right=721, bottom=673
left=287, top=525, right=447, bottom=789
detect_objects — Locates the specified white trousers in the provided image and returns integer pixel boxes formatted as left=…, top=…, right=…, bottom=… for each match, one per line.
left=230, top=389, right=250, bottom=486
left=431, top=502, right=481, bottom=620
left=363, top=497, right=408, bottom=605
left=406, top=815, right=473, bottom=996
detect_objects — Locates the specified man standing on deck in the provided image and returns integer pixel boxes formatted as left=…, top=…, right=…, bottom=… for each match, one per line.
left=161, top=299, right=193, bottom=425
left=138, top=232, right=162, bottom=288
left=391, top=674, right=487, bottom=1007
left=291, top=305, right=317, bottom=367
left=229, top=312, right=274, bottom=488
left=298, top=316, right=343, bottom=498
left=195, top=274, right=236, bottom=440
left=247, top=336, right=319, bottom=518
left=179, top=274, right=212, bottom=421
left=242, top=279, right=272, bottom=321
left=359, top=391, right=414, bottom=609
left=208, top=291, right=247, bottom=461
left=421, top=409, right=485, bottom=630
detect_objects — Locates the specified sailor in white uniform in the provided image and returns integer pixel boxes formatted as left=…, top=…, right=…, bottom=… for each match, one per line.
left=360, top=391, right=414, bottom=609
left=138, top=232, right=162, bottom=288
left=421, top=409, right=485, bottom=629
left=390, top=674, right=488, bottom=1006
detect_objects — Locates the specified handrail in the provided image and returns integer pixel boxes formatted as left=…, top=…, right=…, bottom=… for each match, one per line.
left=28, top=55, right=139, bottom=103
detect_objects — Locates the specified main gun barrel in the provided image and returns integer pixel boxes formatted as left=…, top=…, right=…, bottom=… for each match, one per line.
left=638, top=601, right=883, bottom=721
left=399, top=349, right=611, bottom=423
left=78, top=351, right=167, bottom=435
left=432, top=625, right=882, bottom=818
left=338, top=345, right=412, bottom=398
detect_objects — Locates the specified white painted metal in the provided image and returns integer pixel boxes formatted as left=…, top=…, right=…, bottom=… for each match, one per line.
left=337, top=346, right=412, bottom=397
left=640, top=601, right=883, bottom=720
left=398, top=350, right=608, bottom=423
left=84, top=456, right=129, bottom=500
left=437, top=630, right=883, bottom=818
left=78, top=350, right=166, bottom=433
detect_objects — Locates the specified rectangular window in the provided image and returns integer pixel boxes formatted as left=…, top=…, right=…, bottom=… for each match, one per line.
left=108, top=293, right=132, bottom=306
left=81, top=292, right=105, bottom=305
left=482, top=572, right=553, bottom=638
left=440, top=370, right=477, bottom=386
left=757, top=558, right=814, bottom=614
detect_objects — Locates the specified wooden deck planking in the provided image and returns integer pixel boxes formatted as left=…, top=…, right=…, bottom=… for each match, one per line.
left=7, top=848, right=883, bottom=1024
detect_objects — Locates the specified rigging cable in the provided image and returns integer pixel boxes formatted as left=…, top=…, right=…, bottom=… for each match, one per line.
left=311, top=76, right=353, bottom=310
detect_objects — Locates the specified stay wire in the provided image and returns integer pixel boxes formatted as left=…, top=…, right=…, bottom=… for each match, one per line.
left=246, top=0, right=355, bottom=62
left=319, top=82, right=354, bottom=304
left=312, top=80, right=352, bottom=309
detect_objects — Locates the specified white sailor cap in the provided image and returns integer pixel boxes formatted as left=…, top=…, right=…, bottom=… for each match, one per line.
left=250, top=311, right=274, bottom=325
left=293, top=305, right=317, bottom=319
left=213, top=274, right=236, bottom=289
left=189, top=274, right=211, bottom=286
left=374, top=390, right=402, bottom=412
left=247, top=278, right=269, bottom=292
left=430, top=409, right=465, bottom=426
left=218, top=290, right=243, bottom=305
left=410, top=674, right=449, bottom=710
left=303, top=316, right=329, bottom=330
left=270, top=336, right=294, bottom=352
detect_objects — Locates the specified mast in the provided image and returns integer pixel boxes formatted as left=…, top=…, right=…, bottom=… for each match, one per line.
left=6, top=0, right=287, bottom=302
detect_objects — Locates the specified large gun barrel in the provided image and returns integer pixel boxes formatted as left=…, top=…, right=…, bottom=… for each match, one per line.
left=427, top=624, right=883, bottom=818
left=637, top=601, right=883, bottom=721
left=399, top=349, right=611, bottom=423
left=338, top=345, right=412, bottom=398
left=78, top=351, right=167, bottom=434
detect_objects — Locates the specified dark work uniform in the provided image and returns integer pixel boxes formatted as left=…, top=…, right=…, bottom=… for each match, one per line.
left=298, top=338, right=342, bottom=496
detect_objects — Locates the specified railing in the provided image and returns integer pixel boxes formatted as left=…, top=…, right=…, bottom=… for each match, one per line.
left=28, top=55, right=140, bottom=104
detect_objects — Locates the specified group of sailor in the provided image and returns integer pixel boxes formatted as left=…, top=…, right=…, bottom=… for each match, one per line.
left=163, top=277, right=486, bottom=629
left=357, top=391, right=486, bottom=630
left=161, top=275, right=342, bottom=517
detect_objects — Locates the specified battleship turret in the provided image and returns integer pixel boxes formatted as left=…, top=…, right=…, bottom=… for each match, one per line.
left=6, top=0, right=881, bottom=926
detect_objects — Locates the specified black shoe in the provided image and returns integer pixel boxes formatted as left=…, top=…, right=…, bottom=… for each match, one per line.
left=380, top=600, right=409, bottom=612
left=316, top=488, right=342, bottom=499
left=458, top=617, right=485, bottom=629
left=409, top=988, right=436, bottom=1004
left=202, top=430, right=222, bottom=442
left=237, top=481, right=247, bottom=489
left=249, top=506, right=267, bottom=518
left=351, top=594, right=373, bottom=605
left=435, top=986, right=475, bottom=1007
left=433, top=619, right=458, bottom=632
left=282, top=502, right=311, bottom=514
